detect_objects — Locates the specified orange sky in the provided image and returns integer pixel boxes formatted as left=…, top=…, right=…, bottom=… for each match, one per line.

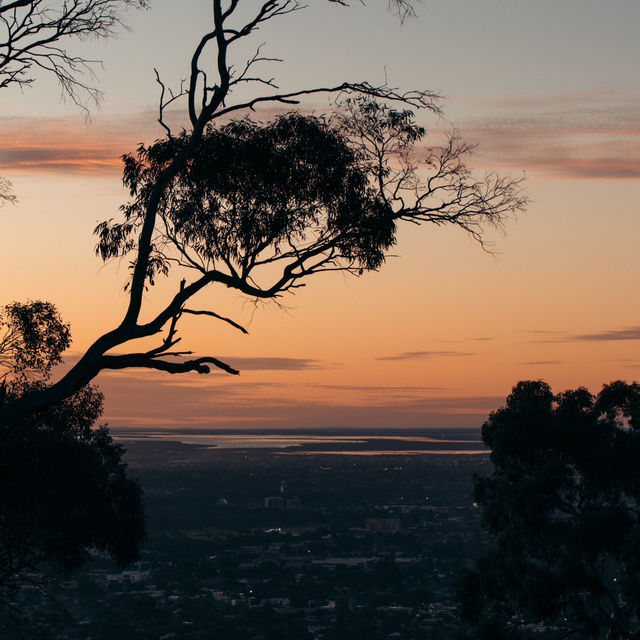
left=1, top=1, right=639, bottom=430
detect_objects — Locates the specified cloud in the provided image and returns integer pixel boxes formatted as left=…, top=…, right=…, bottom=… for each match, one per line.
left=570, top=326, right=640, bottom=342
left=100, top=377, right=501, bottom=430
left=317, top=384, right=449, bottom=392
left=0, top=111, right=161, bottom=175
left=450, top=90, right=640, bottom=181
left=440, top=336, right=494, bottom=344
left=519, top=361, right=562, bottom=366
left=376, top=350, right=475, bottom=361
left=527, top=330, right=564, bottom=334
left=220, top=356, right=325, bottom=371
left=2, top=92, right=638, bottom=181
left=78, top=361, right=502, bottom=430
left=0, top=105, right=315, bottom=176
left=526, top=330, right=570, bottom=344
left=526, top=325, right=640, bottom=344
left=60, top=352, right=326, bottom=377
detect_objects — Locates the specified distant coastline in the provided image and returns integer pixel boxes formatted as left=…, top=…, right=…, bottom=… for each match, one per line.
left=112, top=427, right=489, bottom=456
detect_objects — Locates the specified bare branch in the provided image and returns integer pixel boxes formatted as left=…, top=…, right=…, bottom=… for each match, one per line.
left=154, top=68, right=187, bottom=137
left=229, top=44, right=281, bottom=89
left=101, top=353, right=239, bottom=376
left=0, top=0, right=148, bottom=108
left=181, top=309, right=249, bottom=335
left=213, top=81, right=441, bottom=119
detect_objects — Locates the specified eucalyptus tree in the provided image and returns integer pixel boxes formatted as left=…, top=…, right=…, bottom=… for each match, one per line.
left=1, top=0, right=527, bottom=426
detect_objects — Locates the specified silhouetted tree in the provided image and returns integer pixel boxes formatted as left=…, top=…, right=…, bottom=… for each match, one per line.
left=0, top=302, right=145, bottom=624
left=458, top=380, right=640, bottom=640
left=96, top=99, right=523, bottom=301
left=0, top=0, right=527, bottom=426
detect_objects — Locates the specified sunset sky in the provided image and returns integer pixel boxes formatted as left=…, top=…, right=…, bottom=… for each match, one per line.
left=1, top=0, right=639, bottom=430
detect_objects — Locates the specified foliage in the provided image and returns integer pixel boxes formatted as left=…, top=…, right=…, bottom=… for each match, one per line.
left=0, top=303, right=145, bottom=621
left=458, top=380, right=640, bottom=640
left=336, top=97, right=524, bottom=246
left=0, top=386, right=145, bottom=576
left=0, top=301, right=71, bottom=384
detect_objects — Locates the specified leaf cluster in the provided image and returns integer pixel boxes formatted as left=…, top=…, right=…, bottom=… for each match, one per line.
left=0, top=300, right=71, bottom=384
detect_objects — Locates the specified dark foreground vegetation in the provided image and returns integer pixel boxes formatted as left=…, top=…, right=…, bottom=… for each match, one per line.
left=459, top=380, right=640, bottom=640
left=4, top=445, right=489, bottom=639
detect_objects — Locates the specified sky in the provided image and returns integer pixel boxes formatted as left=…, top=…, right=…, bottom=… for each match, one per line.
left=1, top=0, right=639, bottom=430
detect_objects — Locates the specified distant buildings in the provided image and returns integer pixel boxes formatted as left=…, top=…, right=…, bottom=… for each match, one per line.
left=264, top=496, right=285, bottom=509
left=365, top=518, right=402, bottom=533
left=264, top=496, right=302, bottom=510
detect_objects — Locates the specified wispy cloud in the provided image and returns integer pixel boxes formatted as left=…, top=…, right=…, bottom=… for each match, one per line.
left=65, top=357, right=500, bottom=429
left=61, top=352, right=327, bottom=375
left=526, top=325, right=640, bottom=344
left=527, top=330, right=570, bottom=344
left=451, top=90, right=640, bottom=181
left=570, top=326, right=640, bottom=342
left=0, top=105, right=314, bottom=176
left=4, top=92, right=637, bottom=181
left=376, top=350, right=475, bottom=361
left=97, top=372, right=501, bottom=429
left=317, top=384, right=449, bottom=392
left=3, top=91, right=638, bottom=182
left=440, top=336, right=494, bottom=344
left=0, top=111, right=160, bottom=175
left=221, top=356, right=325, bottom=371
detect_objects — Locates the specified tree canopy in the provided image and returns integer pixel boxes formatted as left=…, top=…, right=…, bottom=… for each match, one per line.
left=458, top=380, right=640, bottom=640
left=96, top=99, right=524, bottom=300
left=97, top=110, right=395, bottom=286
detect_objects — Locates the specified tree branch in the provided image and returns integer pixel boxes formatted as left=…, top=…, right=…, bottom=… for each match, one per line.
left=181, top=309, right=249, bottom=335
left=100, top=354, right=239, bottom=376
left=0, top=0, right=147, bottom=108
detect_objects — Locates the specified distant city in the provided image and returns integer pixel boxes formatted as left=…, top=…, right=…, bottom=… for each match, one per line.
left=9, top=430, right=491, bottom=639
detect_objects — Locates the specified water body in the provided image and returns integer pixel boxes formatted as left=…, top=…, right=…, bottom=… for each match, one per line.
left=112, top=428, right=489, bottom=455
